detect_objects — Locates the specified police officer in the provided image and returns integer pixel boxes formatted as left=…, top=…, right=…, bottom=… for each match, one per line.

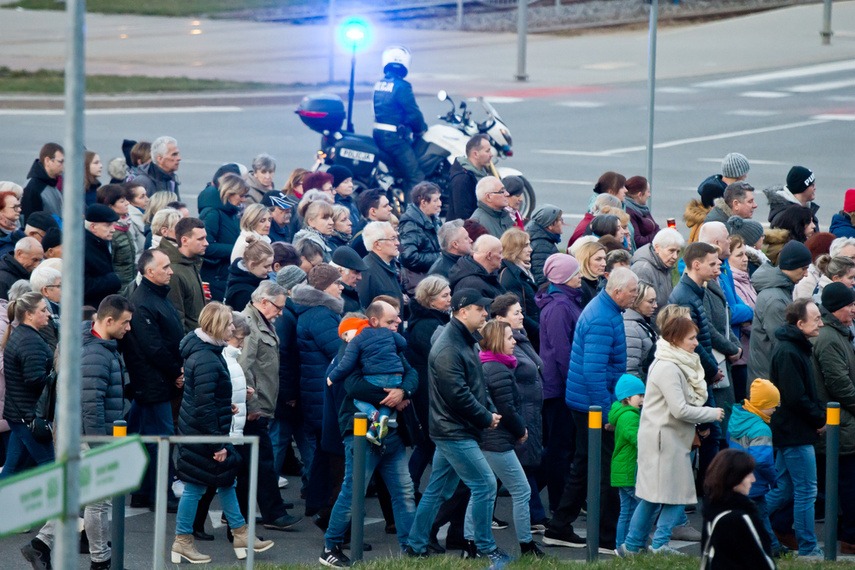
left=373, top=45, right=428, bottom=196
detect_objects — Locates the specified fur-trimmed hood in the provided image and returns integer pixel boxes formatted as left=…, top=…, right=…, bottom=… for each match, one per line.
left=712, top=197, right=734, bottom=218
left=763, top=228, right=791, bottom=247
left=290, top=283, right=344, bottom=313
left=684, top=198, right=711, bottom=227
left=764, top=184, right=819, bottom=225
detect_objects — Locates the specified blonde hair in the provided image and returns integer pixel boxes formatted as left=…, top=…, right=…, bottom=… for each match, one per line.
left=150, top=208, right=181, bottom=238
left=198, top=302, right=233, bottom=342
left=632, top=281, right=655, bottom=311
left=600, top=205, right=630, bottom=227
left=414, top=275, right=449, bottom=307
left=304, top=200, right=334, bottom=225
left=500, top=228, right=531, bottom=265
left=242, top=236, right=274, bottom=269
left=655, top=304, right=691, bottom=332
left=219, top=173, right=250, bottom=204
left=240, top=203, right=269, bottom=233
left=575, top=241, right=607, bottom=280
left=283, top=168, right=308, bottom=197
left=478, top=320, right=512, bottom=354
left=143, top=190, right=179, bottom=225
left=331, top=204, right=350, bottom=222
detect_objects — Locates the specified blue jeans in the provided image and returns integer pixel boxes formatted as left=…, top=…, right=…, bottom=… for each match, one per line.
left=324, top=432, right=415, bottom=549
left=464, top=450, right=531, bottom=543
left=624, top=500, right=685, bottom=550
left=269, top=414, right=312, bottom=492
left=0, top=422, right=55, bottom=478
left=525, top=466, right=547, bottom=523
left=176, top=481, right=244, bottom=536
left=767, top=445, right=818, bottom=554
left=408, top=439, right=497, bottom=554
left=127, top=400, right=174, bottom=500
left=751, top=495, right=781, bottom=554
left=617, top=487, right=639, bottom=547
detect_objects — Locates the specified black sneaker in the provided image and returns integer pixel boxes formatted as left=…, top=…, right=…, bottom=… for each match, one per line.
left=520, top=541, right=546, bottom=558
left=21, top=538, right=51, bottom=570
left=542, top=528, right=585, bottom=548
left=404, top=545, right=429, bottom=559
left=427, top=536, right=446, bottom=554
left=263, top=512, right=303, bottom=530
left=319, top=545, right=351, bottom=568
left=491, top=517, right=509, bottom=530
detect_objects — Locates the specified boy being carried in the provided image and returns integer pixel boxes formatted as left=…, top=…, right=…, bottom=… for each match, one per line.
left=328, top=300, right=408, bottom=444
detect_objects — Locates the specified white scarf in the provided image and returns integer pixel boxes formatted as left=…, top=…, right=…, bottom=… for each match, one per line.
left=653, top=338, right=708, bottom=406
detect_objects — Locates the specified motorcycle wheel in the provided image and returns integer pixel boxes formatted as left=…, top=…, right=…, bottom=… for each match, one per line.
left=516, top=175, right=537, bottom=219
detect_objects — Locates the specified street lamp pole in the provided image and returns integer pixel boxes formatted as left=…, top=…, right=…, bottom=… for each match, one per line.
left=347, top=41, right=357, bottom=133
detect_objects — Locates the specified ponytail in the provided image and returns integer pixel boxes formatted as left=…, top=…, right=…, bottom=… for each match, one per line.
left=3, top=292, right=44, bottom=348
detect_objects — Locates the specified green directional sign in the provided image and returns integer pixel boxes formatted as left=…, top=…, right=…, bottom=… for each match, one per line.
left=0, top=461, right=64, bottom=536
left=0, top=435, right=149, bottom=537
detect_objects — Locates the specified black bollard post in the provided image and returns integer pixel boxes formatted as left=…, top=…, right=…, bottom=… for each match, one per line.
left=351, top=413, right=368, bottom=562
left=587, top=405, right=602, bottom=563
left=825, top=402, right=840, bottom=561
left=111, top=420, right=127, bottom=569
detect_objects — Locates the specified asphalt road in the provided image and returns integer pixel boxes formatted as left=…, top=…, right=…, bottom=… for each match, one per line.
left=1, top=57, right=853, bottom=232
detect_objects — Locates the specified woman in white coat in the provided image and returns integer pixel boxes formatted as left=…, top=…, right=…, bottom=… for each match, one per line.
left=618, top=316, right=723, bottom=556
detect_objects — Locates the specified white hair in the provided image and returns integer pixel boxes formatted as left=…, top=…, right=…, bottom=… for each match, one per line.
left=251, top=153, right=276, bottom=173
left=830, top=237, right=855, bottom=258
left=605, top=266, right=638, bottom=294
left=250, top=279, right=286, bottom=304
left=0, top=181, right=24, bottom=199
left=8, top=279, right=32, bottom=302
left=14, top=236, right=42, bottom=254
left=363, top=221, right=393, bottom=252
left=475, top=176, right=502, bottom=202
left=698, top=221, right=728, bottom=244
left=39, top=258, right=62, bottom=272
left=30, top=265, right=61, bottom=293
left=151, top=136, right=177, bottom=164
left=569, top=236, right=598, bottom=257
left=652, top=228, right=686, bottom=249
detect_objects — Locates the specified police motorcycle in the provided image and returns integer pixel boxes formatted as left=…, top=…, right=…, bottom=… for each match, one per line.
left=296, top=91, right=536, bottom=218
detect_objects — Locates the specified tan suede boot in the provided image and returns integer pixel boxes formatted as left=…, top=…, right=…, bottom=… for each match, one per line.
left=171, top=534, right=212, bottom=564
left=231, top=524, right=274, bottom=559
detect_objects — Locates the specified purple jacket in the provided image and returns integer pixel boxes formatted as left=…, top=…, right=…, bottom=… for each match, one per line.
left=535, top=283, right=583, bottom=400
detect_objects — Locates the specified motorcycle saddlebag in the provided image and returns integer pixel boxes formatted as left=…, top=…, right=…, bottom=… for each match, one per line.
left=296, top=94, right=345, bottom=134
left=334, top=134, right=379, bottom=180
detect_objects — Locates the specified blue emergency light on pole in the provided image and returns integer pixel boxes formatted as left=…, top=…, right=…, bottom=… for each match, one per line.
left=339, top=17, right=371, bottom=133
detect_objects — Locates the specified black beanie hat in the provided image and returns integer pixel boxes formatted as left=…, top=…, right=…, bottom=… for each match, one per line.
left=778, top=240, right=812, bottom=271
left=786, top=166, right=815, bottom=195
left=822, top=282, right=855, bottom=313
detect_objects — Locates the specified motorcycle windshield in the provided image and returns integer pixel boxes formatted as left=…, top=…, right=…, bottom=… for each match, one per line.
left=477, top=97, right=502, bottom=122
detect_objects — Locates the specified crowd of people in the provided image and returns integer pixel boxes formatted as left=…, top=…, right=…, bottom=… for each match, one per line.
left=2, top=137, right=853, bottom=570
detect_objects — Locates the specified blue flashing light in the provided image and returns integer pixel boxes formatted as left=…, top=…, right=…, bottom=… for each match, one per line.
left=338, top=16, right=371, bottom=52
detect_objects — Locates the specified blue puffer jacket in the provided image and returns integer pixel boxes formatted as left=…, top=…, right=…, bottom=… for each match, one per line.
left=327, top=327, right=406, bottom=383
left=81, top=322, right=125, bottom=436
left=292, top=284, right=343, bottom=433
left=830, top=212, right=855, bottom=239
left=719, top=259, right=753, bottom=334
left=727, top=404, right=776, bottom=497
left=565, top=290, right=627, bottom=413
left=668, top=273, right=718, bottom=382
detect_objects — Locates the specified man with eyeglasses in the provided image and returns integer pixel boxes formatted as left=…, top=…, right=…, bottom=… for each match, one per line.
left=470, top=176, right=513, bottom=239
left=235, top=279, right=303, bottom=531
left=22, top=142, right=64, bottom=224
left=357, top=221, right=406, bottom=312
left=262, top=191, right=293, bottom=244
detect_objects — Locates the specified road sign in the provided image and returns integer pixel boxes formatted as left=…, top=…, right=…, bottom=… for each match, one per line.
left=0, top=462, right=64, bottom=535
left=79, top=436, right=149, bottom=505
left=0, top=435, right=148, bottom=537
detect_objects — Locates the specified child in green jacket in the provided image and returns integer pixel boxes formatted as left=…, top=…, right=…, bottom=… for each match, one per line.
left=609, top=374, right=645, bottom=548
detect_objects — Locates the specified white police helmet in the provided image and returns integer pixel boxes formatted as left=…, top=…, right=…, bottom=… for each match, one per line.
left=382, top=45, right=411, bottom=77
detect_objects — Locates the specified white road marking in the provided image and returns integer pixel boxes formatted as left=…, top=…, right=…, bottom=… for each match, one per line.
left=0, top=106, right=243, bottom=116
left=554, top=101, right=606, bottom=108
left=786, top=78, right=855, bottom=93
left=535, top=119, right=828, bottom=156
left=726, top=109, right=781, bottom=117
left=813, top=113, right=855, bottom=121
left=740, top=91, right=791, bottom=98
left=694, top=59, right=855, bottom=88
left=529, top=179, right=595, bottom=186
left=654, top=105, right=693, bottom=112
left=582, top=62, right=635, bottom=70
left=466, top=96, right=524, bottom=104
left=657, top=87, right=698, bottom=94
left=826, top=95, right=855, bottom=102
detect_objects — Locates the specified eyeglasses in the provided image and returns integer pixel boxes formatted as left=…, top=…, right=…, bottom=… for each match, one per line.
left=268, top=299, right=285, bottom=312
left=4, top=204, right=21, bottom=211
left=377, top=237, right=399, bottom=243
left=45, top=284, right=61, bottom=289
left=488, top=190, right=508, bottom=196
left=51, top=157, right=64, bottom=164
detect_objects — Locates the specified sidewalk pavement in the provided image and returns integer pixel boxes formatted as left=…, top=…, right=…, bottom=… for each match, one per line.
left=1, top=2, right=855, bottom=103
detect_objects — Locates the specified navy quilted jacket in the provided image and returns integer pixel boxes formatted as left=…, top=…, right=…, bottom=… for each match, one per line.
left=668, top=273, right=718, bottom=381
left=81, top=322, right=125, bottom=436
left=564, top=290, right=627, bottom=413
left=291, top=284, right=343, bottom=433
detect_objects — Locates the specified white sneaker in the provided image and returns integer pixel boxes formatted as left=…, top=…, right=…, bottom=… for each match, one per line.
left=278, top=476, right=289, bottom=489
left=648, top=544, right=683, bottom=555
left=172, top=479, right=185, bottom=498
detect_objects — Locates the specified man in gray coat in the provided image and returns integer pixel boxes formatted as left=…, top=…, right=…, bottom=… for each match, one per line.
left=82, top=295, right=133, bottom=570
left=470, top=177, right=513, bottom=238
left=748, top=240, right=811, bottom=381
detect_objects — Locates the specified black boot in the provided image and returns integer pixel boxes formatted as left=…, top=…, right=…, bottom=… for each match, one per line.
left=21, top=538, right=51, bottom=570
left=90, top=559, right=111, bottom=570
left=520, top=541, right=546, bottom=558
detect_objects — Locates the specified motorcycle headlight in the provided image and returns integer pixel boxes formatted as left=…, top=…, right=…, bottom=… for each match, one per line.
left=500, top=128, right=512, bottom=148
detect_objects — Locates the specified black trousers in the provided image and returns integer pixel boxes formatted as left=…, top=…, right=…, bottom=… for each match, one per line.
left=542, top=398, right=576, bottom=513
left=548, top=409, right=619, bottom=547
left=235, top=418, right=289, bottom=523
left=374, top=130, right=424, bottom=195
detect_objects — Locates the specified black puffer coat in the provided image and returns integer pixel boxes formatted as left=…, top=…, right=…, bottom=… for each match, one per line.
left=175, top=331, right=241, bottom=487
left=2, top=323, right=53, bottom=424
left=498, top=260, right=540, bottom=352
left=511, top=329, right=544, bottom=467
left=427, top=251, right=461, bottom=279
left=481, top=355, right=527, bottom=453
left=0, top=253, right=30, bottom=301
left=526, top=220, right=561, bottom=289
left=84, top=229, right=122, bottom=307
left=399, top=203, right=441, bottom=274
left=123, top=278, right=184, bottom=405
left=449, top=255, right=506, bottom=299
left=81, top=322, right=125, bottom=436
left=405, top=301, right=450, bottom=441
left=274, top=299, right=301, bottom=420
left=223, top=259, right=264, bottom=312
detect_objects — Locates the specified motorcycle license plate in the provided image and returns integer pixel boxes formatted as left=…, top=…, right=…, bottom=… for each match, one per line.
left=339, top=148, right=374, bottom=163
